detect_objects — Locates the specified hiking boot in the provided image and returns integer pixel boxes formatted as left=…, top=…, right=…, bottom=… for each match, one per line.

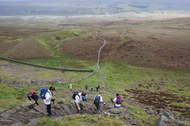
left=49, top=112, right=55, bottom=116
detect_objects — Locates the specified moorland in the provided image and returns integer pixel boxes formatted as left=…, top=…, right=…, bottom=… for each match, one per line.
left=0, top=1, right=190, bottom=126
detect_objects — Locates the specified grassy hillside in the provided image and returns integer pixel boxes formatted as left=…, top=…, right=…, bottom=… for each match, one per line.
left=0, top=17, right=190, bottom=125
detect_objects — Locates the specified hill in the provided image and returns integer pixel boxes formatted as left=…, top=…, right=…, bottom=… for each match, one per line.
left=0, top=16, right=190, bottom=126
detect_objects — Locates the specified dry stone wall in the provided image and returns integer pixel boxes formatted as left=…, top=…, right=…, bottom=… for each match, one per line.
left=0, top=57, right=95, bottom=87
left=0, top=57, right=94, bottom=72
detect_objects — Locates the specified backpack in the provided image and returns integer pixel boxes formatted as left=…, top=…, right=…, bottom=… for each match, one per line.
left=116, top=95, right=122, bottom=104
left=40, top=87, right=50, bottom=99
left=94, top=95, right=100, bottom=105
left=30, top=90, right=36, bottom=95
left=85, top=85, right=88, bottom=89
left=72, top=92, right=79, bottom=100
left=84, top=94, right=87, bottom=99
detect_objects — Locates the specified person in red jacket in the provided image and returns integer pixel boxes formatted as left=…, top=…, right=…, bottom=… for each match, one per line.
left=27, top=90, right=39, bottom=105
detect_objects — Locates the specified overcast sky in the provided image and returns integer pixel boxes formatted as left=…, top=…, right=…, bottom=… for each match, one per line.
left=0, top=0, right=190, bottom=5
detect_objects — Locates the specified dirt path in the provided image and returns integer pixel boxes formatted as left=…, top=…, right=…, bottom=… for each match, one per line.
left=95, top=30, right=106, bottom=70
left=95, top=30, right=108, bottom=87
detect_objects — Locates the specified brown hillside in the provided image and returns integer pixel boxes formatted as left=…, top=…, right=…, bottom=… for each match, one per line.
left=10, top=39, right=51, bottom=58
left=61, top=18, right=190, bottom=71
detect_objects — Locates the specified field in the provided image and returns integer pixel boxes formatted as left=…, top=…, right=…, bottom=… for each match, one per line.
left=0, top=2, right=190, bottom=125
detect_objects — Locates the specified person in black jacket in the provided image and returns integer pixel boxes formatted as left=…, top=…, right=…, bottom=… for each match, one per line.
left=27, top=91, right=39, bottom=105
left=96, top=85, right=100, bottom=92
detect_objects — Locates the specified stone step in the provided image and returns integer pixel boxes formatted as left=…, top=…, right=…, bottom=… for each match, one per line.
left=67, top=104, right=77, bottom=114
left=33, top=106, right=47, bottom=115
left=60, top=105, right=72, bottom=115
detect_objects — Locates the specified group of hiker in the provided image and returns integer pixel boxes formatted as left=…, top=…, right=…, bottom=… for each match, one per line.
left=27, top=85, right=122, bottom=116
left=85, top=84, right=105, bottom=92
left=27, top=86, right=55, bottom=116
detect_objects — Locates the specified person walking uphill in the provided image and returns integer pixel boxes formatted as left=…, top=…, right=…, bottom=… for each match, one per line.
left=43, top=86, right=55, bottom=116
left=82, top=93, right=87, bottom=102
left=96, top=85, right=100, bottom=92
left=85, top=85, right=88, bottom=90
left=69, top=84, right=72, bottom=91
left=73, top=92, right=86, bottom=113
left=90, top=86, right=93, bottom=91
left=94, top=92, right=105, bottom=114
left=27, top=90, right=39, bottom=105
left=111, top=93, right=123, bottom=108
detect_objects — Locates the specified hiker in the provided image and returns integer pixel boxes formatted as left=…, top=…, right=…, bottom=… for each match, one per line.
left=73, top=91, right=86, bottom=113
left=94, top=92, right=105, bottom=114
left=111, top=93, right=122, bottom=108
left=27, top=90, right=39, bottom=105
left=82, top=93, right=87, bottom=102
left=96, top=85, right=100, bottom=92
left=102, top=85, right=105, bottom=89
left=69, top=84, right=72, bottom=91
left=90, top=86, right=93, bottom=91
left=85, top=85, right=88, bottom=90
left=44, top=86, right=55, bottom=116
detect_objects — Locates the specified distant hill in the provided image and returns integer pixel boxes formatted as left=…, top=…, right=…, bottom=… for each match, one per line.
left=129, top=4, right=149, bottom=8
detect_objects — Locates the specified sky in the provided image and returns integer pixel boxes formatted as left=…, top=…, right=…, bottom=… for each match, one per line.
left=0, top=0, right=190, bottom=5
left=0, top=0, right=189, bottom=3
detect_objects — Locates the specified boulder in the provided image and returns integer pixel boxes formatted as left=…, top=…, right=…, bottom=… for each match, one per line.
left=109, top=108, right=122, bottom=114
left=124, top=114, right=132, bottom=120
left=14, top=106, right=22, bottom=111
left=156, top=108, right=164, bottom=115
left=1, top=110, right=13, bottom=119
left=154, top=111, right=175, bottom=126
left=21, top=102, right=33, bottom=109
left=131, top=118, right=137, bottom=125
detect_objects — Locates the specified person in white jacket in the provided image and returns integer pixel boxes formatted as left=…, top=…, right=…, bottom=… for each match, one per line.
left=44, top=86, right=55, bottom=116
left=111, top=93, right=122, bottom=108
left=74, top=92, right=86, bottom=113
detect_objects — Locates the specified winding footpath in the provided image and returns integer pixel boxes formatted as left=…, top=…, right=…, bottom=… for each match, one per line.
left=95, top=31, right=106, bottom=69
left=95, top=30, right=108, bottom=87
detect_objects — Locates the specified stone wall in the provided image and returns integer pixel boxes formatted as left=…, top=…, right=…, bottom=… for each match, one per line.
left=0, top=71, right=95, bottom=87
left=0, top=57, right=94, bottom=72
left=0, top=57, right=95, bottom=87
